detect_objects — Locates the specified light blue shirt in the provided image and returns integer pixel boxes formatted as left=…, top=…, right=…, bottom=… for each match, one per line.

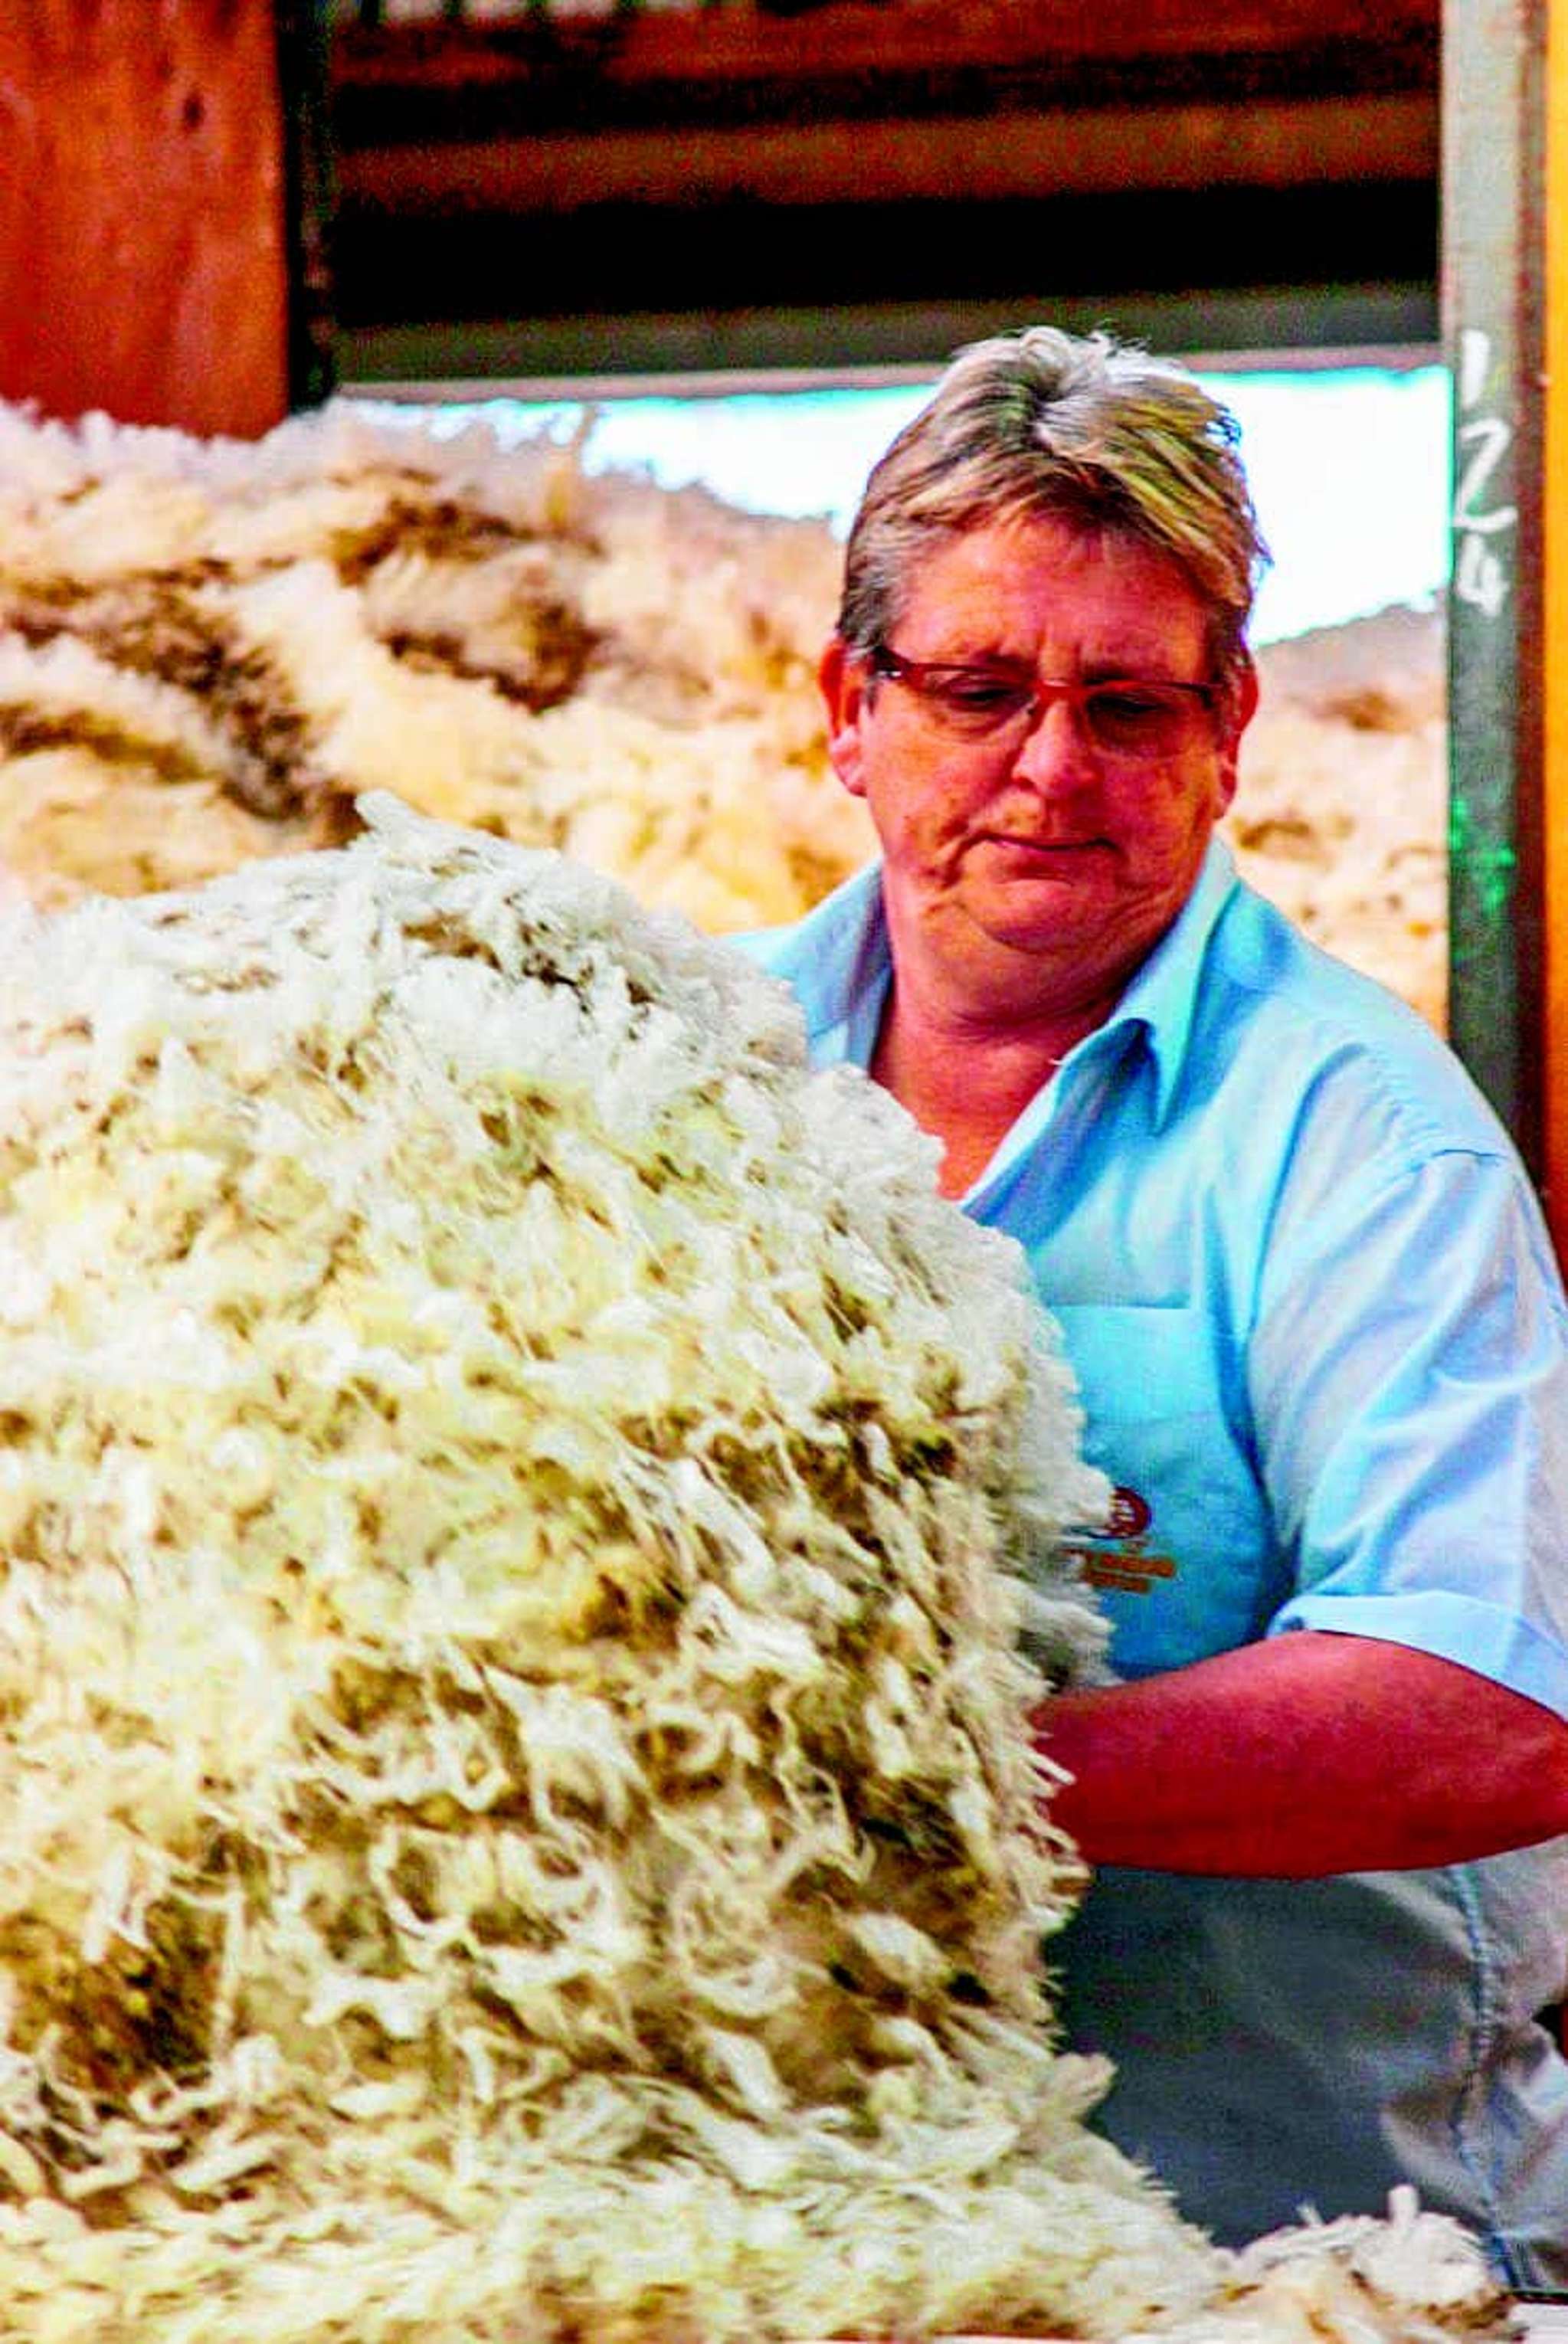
left=735, top=840, right=1568, bottom=2285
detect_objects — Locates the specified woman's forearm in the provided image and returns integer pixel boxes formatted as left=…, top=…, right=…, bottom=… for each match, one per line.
left=1035, top=1628, right=1568, bottom=1877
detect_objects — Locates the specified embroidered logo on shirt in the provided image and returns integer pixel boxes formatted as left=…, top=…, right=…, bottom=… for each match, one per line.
left=1061, top=1484, right=1179, bottom=1596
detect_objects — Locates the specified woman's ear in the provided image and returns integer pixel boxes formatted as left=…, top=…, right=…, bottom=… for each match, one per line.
left=1215, top=651, right=1260, bottom=814
left=818, top=636, right=871, bottom=798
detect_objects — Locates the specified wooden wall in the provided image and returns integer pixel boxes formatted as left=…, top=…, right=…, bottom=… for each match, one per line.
left=0, top=0, right=291, bottom=438
left=330, top=0, right=1439, bottom=383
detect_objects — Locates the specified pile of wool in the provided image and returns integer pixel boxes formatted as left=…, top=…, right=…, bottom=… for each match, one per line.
left=0, top=395, right=1445, bottom=1028
left=1231, top=606, right=1446, bottom=1031
left=0, top=797, right=1510, bottom=2344
left=0, top=394, right=873, bottom=931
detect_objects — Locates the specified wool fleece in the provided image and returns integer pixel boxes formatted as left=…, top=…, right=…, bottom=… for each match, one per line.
left=0, top=798, right=1506, bottom=2344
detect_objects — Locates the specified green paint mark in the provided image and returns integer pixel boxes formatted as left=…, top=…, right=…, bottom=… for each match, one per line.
left=1465, top=843, right=1517, bottom=926
left=1449, top=796, right=1517, bottom=925
left=1448, top=794, right=1471, bottom=860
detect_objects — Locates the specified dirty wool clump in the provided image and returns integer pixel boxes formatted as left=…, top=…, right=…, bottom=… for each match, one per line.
left=0, top=801, right=1508, bottom=2344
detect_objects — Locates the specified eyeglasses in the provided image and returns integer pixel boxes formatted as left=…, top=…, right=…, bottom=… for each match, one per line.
left=869, top=645, right=1221, bottom=760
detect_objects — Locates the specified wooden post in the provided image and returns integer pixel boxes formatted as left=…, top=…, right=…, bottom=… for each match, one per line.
left=0, top=2, right=296, bottom=437
left=277, top=0, right=340, bottom=414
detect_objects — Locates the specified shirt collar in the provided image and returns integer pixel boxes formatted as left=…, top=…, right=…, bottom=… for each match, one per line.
left=761, top=860, right=889, bottom=1062
left=1090, top=837, right=1240, bottom=1130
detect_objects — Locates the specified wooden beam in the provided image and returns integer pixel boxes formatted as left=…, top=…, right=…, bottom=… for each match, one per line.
left=332, top=0, right=1439, bottom=99
left=339, top=93, right=1435, bottom=216
left=338, top=291, right=1440, bottom=391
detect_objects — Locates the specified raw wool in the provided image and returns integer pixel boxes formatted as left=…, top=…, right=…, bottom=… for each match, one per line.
left=1149, top=2188, right=1528, bottom=2344
left=0, top=797, right=1511, bottom=2344
left=0, top=395, right=1445, bottom=1028
left=0, top=791, right=1141, bottom=2337
left=1236, top=606, right=1447, bottom=1032
left=0, top=395, right=875, bottom=932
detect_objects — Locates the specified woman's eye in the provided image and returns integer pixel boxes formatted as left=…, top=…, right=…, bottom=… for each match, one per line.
left=1094, top=690, right=1167, bottom=722
left=942, top=676, right=1030, bottom=715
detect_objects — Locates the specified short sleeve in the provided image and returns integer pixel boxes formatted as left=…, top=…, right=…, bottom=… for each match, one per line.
left=1249, top=1138, right=1568, bottom=1720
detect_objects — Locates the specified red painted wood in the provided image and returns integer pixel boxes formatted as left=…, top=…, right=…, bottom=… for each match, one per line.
left=0, top=0, right=290, bottom=437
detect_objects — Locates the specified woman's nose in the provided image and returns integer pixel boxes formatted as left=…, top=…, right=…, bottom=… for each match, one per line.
left=1010, top=694, right=1098, bottom=790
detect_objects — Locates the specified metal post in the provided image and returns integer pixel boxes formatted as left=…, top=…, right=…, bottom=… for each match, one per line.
left=1547, top=0, right=1568, bottom=1260
left=1442, top=0, right=1547, bottom=1178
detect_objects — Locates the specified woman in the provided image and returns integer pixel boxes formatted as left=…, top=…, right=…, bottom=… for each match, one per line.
left=738, top=326, right=1568, bottom=2281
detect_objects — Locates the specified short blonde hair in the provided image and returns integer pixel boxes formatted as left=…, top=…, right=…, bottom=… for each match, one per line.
left=839, top=326, right=1269, bottom=691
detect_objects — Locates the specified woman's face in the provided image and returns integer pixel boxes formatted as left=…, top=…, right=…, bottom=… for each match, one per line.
left=820, top=512, right=1256, bottom=1022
